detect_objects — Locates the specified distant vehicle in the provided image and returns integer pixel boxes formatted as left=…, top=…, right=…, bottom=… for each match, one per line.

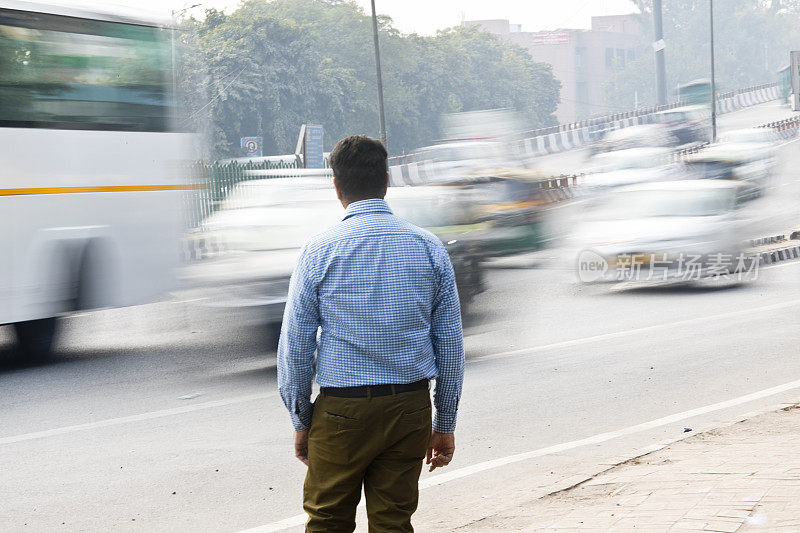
left=683, top=135, right=775, bottom=199
left=0, top=3, right=192, bottom=359
left=587, top=146, right=671, bottom=172
left=589, top=124, right=679, bottom=156
left=413, top=141, right=512, bottom=182
left=677, top=79, right=712, bottom=107
left=652, top=105, right=712, bottom=145
left=573, top=180, right=749, bottom=283
left=182, top=180, right=487, bottom=350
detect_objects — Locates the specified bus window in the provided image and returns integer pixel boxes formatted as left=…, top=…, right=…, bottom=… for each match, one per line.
left=0, top=8, right=172, bottom=131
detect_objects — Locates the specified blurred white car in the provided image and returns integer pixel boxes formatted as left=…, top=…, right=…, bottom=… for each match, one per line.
left=582, top=147, right=677, bottom=197
left=573, top=180, right=749, bottom=283
left=683, top=131, right=775, bottom=198
left=589, top=124, right=679, bottom=155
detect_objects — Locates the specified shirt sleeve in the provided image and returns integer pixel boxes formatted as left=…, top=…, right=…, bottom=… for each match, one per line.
left=430, top=246, right=465, bottom=433
left=277, top=245, right=320, bottom=431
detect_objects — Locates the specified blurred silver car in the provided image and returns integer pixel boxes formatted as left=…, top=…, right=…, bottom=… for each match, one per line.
left=573, top=180, right=750, bottom=283
left=180, top=179, right=344, bottom=345
left=683, top=132, right=775, bottom=198
left=181, top=179, right=487, bottom=350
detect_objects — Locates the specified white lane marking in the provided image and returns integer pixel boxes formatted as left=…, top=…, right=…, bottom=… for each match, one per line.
left=241, top=376, right=800, bottom=533
left=777, top=135, right=800, bottom=149
left=0, top=392, right=277, bottom=446
left=476, top=298, right=800, bottom=362
left=763, top=259, right=800, bottom=270
left=240, top=515, right=307, bottom=533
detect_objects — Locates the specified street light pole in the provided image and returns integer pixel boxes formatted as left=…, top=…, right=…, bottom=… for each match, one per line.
left=652, top=0, right=667, bottom=106
left=710, top=0, right=717, bottom=142
left=370, top=0, right=388, bottom=149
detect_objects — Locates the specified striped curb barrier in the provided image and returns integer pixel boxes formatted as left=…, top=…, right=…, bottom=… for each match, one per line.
left=758, top=246, right=800, bottom=266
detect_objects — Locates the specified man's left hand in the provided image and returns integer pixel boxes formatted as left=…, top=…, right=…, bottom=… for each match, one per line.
left=426, top=431, right=455, bottom=471
left=294, top=430, right=309, bottom=465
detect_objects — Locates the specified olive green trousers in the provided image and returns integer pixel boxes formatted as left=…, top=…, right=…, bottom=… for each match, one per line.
left=303, top=388, right=432, bottom=533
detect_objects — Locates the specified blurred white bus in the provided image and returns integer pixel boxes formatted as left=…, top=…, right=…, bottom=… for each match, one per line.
left=0, top=2, right=194, bottom=359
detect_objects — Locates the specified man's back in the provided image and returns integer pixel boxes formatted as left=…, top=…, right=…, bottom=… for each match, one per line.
left=306, top=198, right=451, bottom=387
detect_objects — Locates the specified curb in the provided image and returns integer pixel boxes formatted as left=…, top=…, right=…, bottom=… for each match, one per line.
left=550, top=399, right=800, bottom=498
left=458, top=398, right=800, bottom=529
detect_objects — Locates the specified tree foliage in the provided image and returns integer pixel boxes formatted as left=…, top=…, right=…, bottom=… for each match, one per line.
left=605, top=0, right=800, bottom=110
left=177, top=0, right=560, bottom=159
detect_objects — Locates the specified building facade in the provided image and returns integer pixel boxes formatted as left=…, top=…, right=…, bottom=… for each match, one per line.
left=464, top=15, right=644, bottom=123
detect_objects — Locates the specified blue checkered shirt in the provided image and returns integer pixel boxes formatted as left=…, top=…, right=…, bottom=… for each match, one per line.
left=277, top=198, right=464, bottom=433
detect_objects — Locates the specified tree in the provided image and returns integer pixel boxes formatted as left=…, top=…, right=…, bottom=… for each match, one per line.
left=177, top=0, right=561, bottom=159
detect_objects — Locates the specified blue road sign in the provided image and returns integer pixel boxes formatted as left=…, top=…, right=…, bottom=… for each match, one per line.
left=305, top=125, right=324, bottom=169
left=241, top=136, right=262, bottom=157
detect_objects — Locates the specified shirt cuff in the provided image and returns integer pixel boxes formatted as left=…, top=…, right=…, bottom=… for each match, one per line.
left=289, top=399, right=313, bottom=431
left=290, top=414, right=309, bottom=432
left=433, top=410, right=457, bottom=433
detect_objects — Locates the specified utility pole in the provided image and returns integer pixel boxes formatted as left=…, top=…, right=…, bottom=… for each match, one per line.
left=710, top=0, right=717, bottom=142
left=370, top=0, right=388, bottom=149
left=652, top=0, right=667, bottom=106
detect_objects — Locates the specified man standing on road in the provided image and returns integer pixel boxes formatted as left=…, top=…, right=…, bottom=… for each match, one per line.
left=277, top=135, right=465, bottom=532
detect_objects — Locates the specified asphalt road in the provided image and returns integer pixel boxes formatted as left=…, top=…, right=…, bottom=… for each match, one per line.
left=2, top=103, right=800, bottom=532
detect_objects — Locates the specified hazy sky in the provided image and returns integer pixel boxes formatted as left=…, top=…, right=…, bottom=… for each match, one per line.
left=67, top=0, right=639, bottom=33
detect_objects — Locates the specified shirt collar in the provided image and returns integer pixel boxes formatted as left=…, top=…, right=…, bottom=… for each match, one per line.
left=342, top=198, right=393, bottom=220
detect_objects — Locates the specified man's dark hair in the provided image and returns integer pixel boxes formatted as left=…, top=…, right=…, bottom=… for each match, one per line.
left=329, top=135, right=388, bottom=201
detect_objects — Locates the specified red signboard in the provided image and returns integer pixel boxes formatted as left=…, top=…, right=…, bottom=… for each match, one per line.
left=530, top=31, right=570, bottom=45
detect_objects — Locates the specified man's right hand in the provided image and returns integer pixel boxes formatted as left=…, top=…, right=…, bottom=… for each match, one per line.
left=426, top=431, right=455, bottom=472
